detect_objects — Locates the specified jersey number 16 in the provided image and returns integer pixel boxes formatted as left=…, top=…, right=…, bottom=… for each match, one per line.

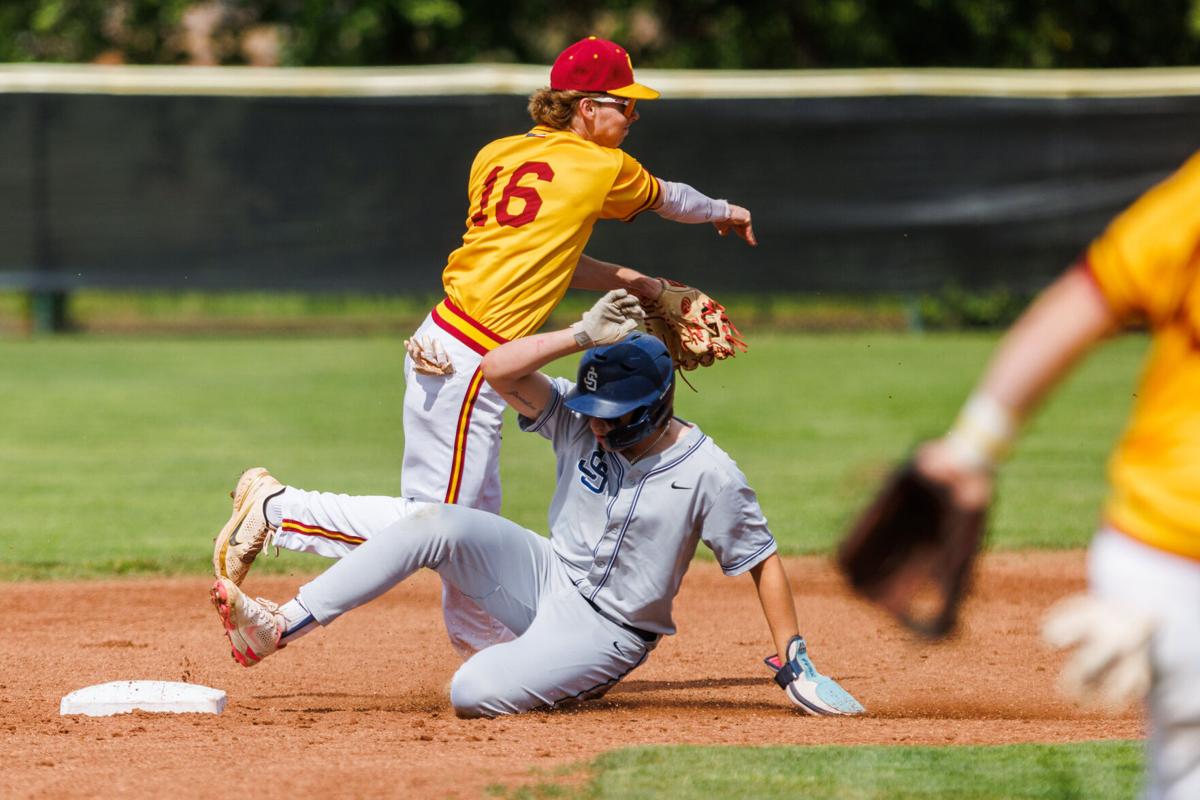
left=471, top=161, right=555, bottom=228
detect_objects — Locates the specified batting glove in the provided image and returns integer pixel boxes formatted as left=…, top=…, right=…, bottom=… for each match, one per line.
left=1042, top=593, right=1155, bottom=711
left=572, top=289, right=645, bottom=347
left=405, top=335, right=454, bottom=376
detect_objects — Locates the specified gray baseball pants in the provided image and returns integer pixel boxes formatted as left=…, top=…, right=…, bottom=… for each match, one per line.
left=296, top=500, right=656, bottom=717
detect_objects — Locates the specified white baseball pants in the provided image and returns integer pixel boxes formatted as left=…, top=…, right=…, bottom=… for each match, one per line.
left=272, top=310, right=516, bottom=657
left=1090, top=527, right=1200, bottom=800
left=295, top=501, right=656, bottom=717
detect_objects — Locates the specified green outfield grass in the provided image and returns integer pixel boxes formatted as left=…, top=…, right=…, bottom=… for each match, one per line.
left=0, top=331, right=1145, bottom=579
left=490, top=741, right=1144, bottom=799
left=0, top=289, right=910, bottom=334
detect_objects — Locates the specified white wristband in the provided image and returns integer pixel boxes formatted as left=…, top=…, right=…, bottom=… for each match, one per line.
left=943, top=393, right=1018, bottom=472
left=654, top=179, right=730, bottom=224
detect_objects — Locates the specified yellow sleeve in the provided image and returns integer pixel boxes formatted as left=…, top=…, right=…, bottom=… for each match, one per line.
left=1086, top=150, right=1200, bottom=326
left=599, top=150, right=660, bottom=222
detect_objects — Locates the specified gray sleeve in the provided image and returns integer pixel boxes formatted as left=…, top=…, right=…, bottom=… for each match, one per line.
left=701, top=476, right=777, bottom=576
left=518, top=377, right=589, bottom=449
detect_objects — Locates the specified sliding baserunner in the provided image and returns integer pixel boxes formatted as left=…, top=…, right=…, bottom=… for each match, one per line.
left=211, top=292, right=862, bottom=718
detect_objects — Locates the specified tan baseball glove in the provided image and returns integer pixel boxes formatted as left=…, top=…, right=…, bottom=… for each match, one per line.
left=641, top=279, right=747, bottom=371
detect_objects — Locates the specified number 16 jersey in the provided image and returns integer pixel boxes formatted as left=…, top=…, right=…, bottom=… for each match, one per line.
left=440, top=125, right=661, bottom=342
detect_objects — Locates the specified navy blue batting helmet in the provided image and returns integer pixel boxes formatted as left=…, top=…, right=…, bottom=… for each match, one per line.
left=564, top=332, right=675, bottom=450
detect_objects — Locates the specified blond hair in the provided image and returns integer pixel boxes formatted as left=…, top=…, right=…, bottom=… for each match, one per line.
left=527, top=87, right=598, bottom=129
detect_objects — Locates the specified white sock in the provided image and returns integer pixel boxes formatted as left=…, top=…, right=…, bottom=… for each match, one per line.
left=264, top=487, right=289, bottom=528
left=278, top=597, right=317, bottom=645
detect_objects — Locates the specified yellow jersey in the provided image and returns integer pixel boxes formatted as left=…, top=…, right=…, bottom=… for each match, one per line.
left=433, top=125, right=660, bottom=352
left=1086, top=149, right=1200, bottom=559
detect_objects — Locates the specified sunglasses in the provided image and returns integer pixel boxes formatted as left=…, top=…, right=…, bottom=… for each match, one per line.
left=592, top=407, right=641, bottom=426
left=589, top=96, right=638, bottom=119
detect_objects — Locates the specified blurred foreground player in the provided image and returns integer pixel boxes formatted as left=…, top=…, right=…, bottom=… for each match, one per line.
left=910, top=151, right=1200, bottom=799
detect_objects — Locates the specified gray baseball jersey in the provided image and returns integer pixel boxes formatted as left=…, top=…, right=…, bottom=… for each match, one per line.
left=522, top=377, right=777, bottom=635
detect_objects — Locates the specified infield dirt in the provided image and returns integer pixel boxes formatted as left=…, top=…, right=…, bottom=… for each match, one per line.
left=3, top=552, right=1138, bottom=798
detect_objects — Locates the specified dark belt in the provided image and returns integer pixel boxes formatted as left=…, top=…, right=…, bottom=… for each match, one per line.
left=584, top=596, right=658, bottom=643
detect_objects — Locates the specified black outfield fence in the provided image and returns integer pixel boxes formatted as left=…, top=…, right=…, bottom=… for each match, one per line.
left=3, top=66, right=1199, bottom=329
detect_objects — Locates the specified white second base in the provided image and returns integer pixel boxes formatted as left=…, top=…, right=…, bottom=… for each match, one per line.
left=60, top=680, right=227, bottom=716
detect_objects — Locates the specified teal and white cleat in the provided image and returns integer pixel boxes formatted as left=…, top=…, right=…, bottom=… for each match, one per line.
left=765, top=635, right=866, bottom=716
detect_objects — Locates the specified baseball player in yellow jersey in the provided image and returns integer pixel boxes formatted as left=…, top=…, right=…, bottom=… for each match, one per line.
left=912, top=149, right=1200, bottom=799
left=213, top=36, right=757, bottom=657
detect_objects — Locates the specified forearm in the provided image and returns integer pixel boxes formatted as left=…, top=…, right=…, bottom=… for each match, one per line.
left=651, top=178, right=756, bottom=246
left=571, top=254, right=662, bottom=301
left=653, top=179, right=730, bottom=223
left=750, top=554, right=800, bottom=664
left=483, top=328, right=577, bottom=390
left=933, top=266, right=1118, bottom=478
left=481, top=329, right=578, bottom=417
left=484, top=289, right=643, bottom=418
left=973, top=266, right=1116, bottom=420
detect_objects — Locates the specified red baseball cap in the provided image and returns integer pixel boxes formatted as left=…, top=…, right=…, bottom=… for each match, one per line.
left=550, top=36, right=660, bottom=100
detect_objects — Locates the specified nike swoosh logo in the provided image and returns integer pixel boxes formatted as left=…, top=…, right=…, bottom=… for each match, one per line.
left=226, top=505, right=254, bottom=547
left=227, top=514, right=247, bottom=547
left=670, top=481, right=692, bottom=490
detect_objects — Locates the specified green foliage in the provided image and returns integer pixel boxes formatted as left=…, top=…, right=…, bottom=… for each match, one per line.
left=916, top=286, right=1034, bottom=330
left=1, top=0, right=1200, bottom=67
left=0, top=0, right=194, bottom=63
left=0, top=331, right=1145, bottom=578
left=491, top=741, right=1143, bottom=799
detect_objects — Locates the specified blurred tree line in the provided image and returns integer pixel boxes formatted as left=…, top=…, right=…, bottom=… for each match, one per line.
left=2, top=0, right=1199, bottom=68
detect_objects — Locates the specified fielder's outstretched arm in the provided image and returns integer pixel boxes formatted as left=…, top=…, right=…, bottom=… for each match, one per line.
left=482, top=290, right=645, bottom=420
left=651, top=179, right=757, bottom=246
left=570, top=254, right=665, bottom=302
left=966, top=266, right=1117, bottom=421
left=912, top=266, right=1156, bottom=714
left=918, top=266, right=1119, bottom=501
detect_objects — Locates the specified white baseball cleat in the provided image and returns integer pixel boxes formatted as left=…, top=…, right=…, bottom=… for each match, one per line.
left=212, top=467, right=283, bottom=586
left=765, top=636, right=866, bottom=716
left=211, top=578, right=284, bottom=667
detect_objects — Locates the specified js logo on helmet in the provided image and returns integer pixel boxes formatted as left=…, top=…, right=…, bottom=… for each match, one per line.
left=584, top=366, right=599, bottom=391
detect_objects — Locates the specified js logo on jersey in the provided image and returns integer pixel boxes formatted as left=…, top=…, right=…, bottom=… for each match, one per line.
left=577, top=449, right=609, bottom=493
left=584, top=366, right=599, bottom=392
